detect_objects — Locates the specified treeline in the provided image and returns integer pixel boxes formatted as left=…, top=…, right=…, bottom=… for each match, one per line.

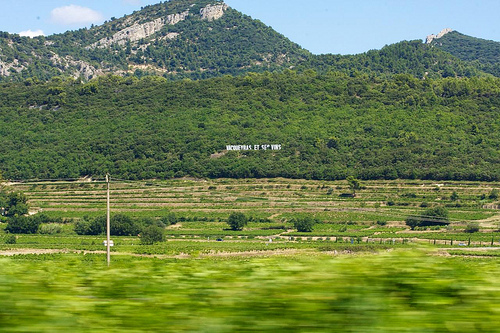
left=431, top=31, right=500, bottom=77
left=0, top=71, right=499, bottom=181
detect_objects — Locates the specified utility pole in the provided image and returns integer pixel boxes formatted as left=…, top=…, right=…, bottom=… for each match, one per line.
left=106, top=173, right=111, bottom=266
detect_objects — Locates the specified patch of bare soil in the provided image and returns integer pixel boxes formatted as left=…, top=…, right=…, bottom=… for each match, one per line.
left=475, top=213, right=500, bottom=228
left=0, top=249, right=72, bottom=256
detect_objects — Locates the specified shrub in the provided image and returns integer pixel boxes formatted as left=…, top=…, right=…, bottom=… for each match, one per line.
left=489, top=189, right=499, bottom=200
left=161, top=212, right=178, bottom=226
left=111, top=214, right=141, bottom=236
left=75, top=216, right=105, bottom=235
left=227, top=212, right=248, bottom=231
left=140, top=225, right=165, bottom=245
left=292, top=216, right=317, bottom=232
left=405, top=207, right=449, bottom=230
left=464, top=223, right=479, bottom=233
left=39, top=224, right=63, bottom=235
left=74, top=215, right=140, bottom=236
left=4, top=234, right=16, bottom=244
left=5, top=216, right=41, bottom=234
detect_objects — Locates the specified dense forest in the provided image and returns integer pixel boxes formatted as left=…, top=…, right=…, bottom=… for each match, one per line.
left=431, top=31, right=500, bottom=77
left=1, top=72, right=499, bottom=181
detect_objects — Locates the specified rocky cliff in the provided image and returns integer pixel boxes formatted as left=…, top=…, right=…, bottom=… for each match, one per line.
left=89, top=3, right=228, bottom=49
left=426, top=28, right=453, bottom=44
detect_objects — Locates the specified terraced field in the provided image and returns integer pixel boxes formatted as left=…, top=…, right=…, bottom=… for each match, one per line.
left=13, top=178, right=498, bottom=219
left=4, top=178, right=499, bottom=247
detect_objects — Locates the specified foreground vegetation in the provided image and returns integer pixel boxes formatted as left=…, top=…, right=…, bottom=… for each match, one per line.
left=1, top=250, right=500, bottom=332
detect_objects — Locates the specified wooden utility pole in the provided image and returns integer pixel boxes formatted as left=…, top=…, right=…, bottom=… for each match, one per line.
left=106, top=174, right=111, bottom=266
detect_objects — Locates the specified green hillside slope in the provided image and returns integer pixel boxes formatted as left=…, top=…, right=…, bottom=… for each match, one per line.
left=0, top=0, right=309, bottom=82
left=299, top=40, right=481, bottom=79
left=0, top=1, right=496, bottom=83
left=1, top=72, right=499, bottom=181
left=430, top=31, right=500, bottom=76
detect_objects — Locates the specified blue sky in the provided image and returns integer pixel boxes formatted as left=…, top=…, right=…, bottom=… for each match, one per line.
left=1, top=0, right=499, bottom=55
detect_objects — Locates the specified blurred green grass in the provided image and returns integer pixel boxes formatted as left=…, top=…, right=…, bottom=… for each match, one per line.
left=1, top=250, right=499, bottom=332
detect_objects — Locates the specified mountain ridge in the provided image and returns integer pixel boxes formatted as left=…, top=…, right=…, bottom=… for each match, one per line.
left=0, top=1, right=498, bottom=82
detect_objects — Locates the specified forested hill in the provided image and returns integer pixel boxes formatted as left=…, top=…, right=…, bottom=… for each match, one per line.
left=0, top=0, right=310, bottom=82
left=1, top=73, right=499, bottom=181
left=429, top=31, right=500, bottom=77
left=0, top=0, right=497, bottom=82
left=297, top=40, right=481, bottom=79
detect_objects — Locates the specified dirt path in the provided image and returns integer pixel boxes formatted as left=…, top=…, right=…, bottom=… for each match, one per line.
left=0, top=248, right=310, bottom=259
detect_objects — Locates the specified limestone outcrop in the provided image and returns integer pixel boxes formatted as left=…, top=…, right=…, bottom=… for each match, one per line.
left=90, top=11, right=189, bottom=49
left=200, top=3, right=228, bottom=21
left=426, top=28, right=453, bottom=44
left=89, top=3, right=228, bottom=49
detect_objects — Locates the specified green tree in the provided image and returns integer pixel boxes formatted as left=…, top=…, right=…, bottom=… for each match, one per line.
left=140, top=225, right=165, bottom=245
left=5, top=216, right=41, bottom=234
left=227, top=212, right=248, bottom=231
left=406, top=206, right=449, bottom=229
left=464, top=223, right=479, bottom=233
left=111, top=214, right=141, bottom=236
left=292, top=216, right=317, bottom=232
left=347, top=176, right=362, bottom=195
left=450, top=191, right=459, bottom=201
left=161, top=212, right=178, bottom=226
left=5, top=192, right=28, bottom=217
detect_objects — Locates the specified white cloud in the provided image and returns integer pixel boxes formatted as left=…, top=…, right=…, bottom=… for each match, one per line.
left=50, top=5, right=104, bottom=25
left=19, top=29, right=45, bottom=38
left=122, top=0, right=142, bottom=5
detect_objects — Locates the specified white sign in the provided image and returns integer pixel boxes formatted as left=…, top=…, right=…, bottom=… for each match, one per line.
left=226, top=144, right=282, bottom=151
left=103, top=240, right=114, bottom=247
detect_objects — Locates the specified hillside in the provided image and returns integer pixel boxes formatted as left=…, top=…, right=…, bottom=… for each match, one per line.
left=0, top=0, right=497, bottom=82
left=429, top=30, right=500, bottom=77
left=1, top=72, right=499, bottom=181
left=0, top=0, right=310, bottom=82
left=298, top=40, right=481, bottom=79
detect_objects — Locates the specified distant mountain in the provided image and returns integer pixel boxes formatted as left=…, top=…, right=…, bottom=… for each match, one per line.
left=0, top=0, right=310, bottom=82
left=298, top=39, right=481, bottom=79
left=427, top=30, right=500, bottom=77
left=0, top=1, right=498, bottom=82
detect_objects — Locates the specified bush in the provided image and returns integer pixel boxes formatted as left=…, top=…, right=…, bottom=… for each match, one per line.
left=111, top=214, right=141, bottom=236
left=75, top=216, right=105, bottom=235
left=5, top=216, right=41, bottom=234
left=160, top=212, right=178, bottom=226
left=2, top=191, right=28, bottom=217
left=489, top=189, right=499, bottom=200
left=227, top=212, right=248, bottom=231
left=140, top=225, right=165, bottom=245
left=39, top=224, right=63, bottom=235
left=464, top=223, right=479, bottom=233
left=74, top=214, right=140, bottom=236
left=292, top=216, right=317, bottom=232
left=4, top=234, right=16, bottom=244
left=405, top=207, right=449, bottom=230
